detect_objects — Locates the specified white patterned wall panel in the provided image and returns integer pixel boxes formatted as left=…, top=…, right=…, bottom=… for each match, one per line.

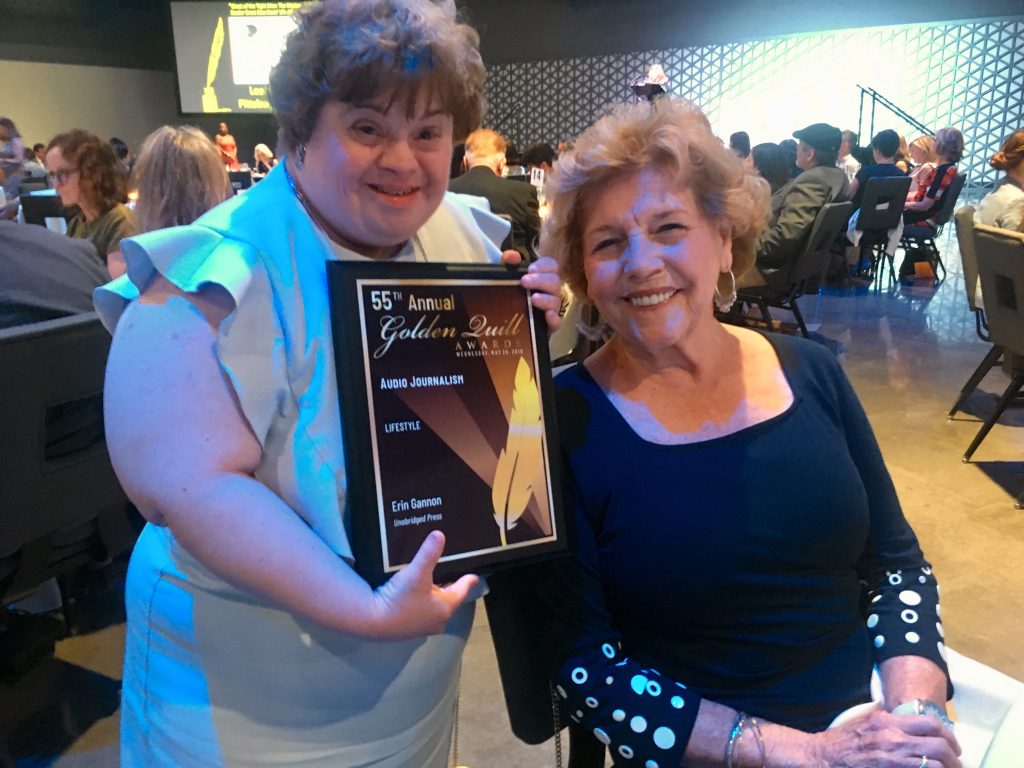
left=484, top=19, right=1024, bottom=187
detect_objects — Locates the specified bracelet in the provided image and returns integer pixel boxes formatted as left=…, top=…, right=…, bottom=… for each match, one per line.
left=749, top=717, right=767, bottom=768
left=725, top=712, right=747, bottom=768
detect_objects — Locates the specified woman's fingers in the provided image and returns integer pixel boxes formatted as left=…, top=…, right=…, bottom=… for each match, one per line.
left=816, top=711, right=963, bottom=768
left=891, top=714, right=962, bottom=754
left=521, top=257, right=564, bottom=332
left=402, top=530, right=446, bottom=586
left=370, top=532, right=477, bottom=638
left=440, top=573, right=480, bottom=605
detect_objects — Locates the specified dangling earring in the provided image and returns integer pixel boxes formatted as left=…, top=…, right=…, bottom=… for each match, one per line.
left=295, top=143, right=307, bottom=169
left=714, top=269, right=737, bottom=312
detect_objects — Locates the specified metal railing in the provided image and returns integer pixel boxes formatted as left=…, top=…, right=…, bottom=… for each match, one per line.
left=856, top=85, right=933, bottom=141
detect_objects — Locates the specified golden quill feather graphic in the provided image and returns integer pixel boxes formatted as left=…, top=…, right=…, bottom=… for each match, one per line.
left=202, top=18, right=229, bottom=113
left=206, top=17, right=225, bottom=87
left=491, top=357, right=543, bottom=546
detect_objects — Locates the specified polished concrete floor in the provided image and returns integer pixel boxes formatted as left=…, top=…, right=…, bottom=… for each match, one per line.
left=3, top=222, right=1023, bottom=767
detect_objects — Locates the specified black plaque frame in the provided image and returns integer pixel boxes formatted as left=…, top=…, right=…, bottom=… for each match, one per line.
left=328, top=261, right=567, bottom=587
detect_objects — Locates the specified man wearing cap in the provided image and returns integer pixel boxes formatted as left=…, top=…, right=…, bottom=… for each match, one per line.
left=741, top=122, right=851, bottom=289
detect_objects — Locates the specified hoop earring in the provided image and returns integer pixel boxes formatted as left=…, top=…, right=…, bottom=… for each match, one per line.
left=714, top=269, right=737, bottom=313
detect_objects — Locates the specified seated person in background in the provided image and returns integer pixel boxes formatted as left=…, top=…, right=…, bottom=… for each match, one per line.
left=45, top=130, right=136, bottom=277
left=900, top=127, right=964, bottom=276
left=837, top=129, right=861, bottom=182
left=729, top=130, right=751, bottom=159
left=907, top=135, right=937, bottom=197
left=895, top=134, right=912, bottom=174
left=109, top=137, right=133, bottom=175
left=0, top=218, right=108, bottom=328
left=503, top=142, right=528, bottom=180
left=974, top=129, right=1024, bottom=232
left=522, top=141, right=557, bottom=177
left=903, top=127, right=963, bottom=227
left=751, top=142, right=790, bottom=193
left=20, top=146, right=47, bottom=180
left=0, top=117, right=25, bottom=198
left=848, top=128, right=906, bottom=210
left=777, top=137, right=800, bottom=178
left=494, top=97, right=959, bottom=768
left=32, top=143, right=47, bottom=164
left=131, top=125, right=233, bottom=237
left=253, top=143, right=276, bottom=175
left=739, top=122, right=850, bottom=289
left=449, top=128, right=541, bottom=260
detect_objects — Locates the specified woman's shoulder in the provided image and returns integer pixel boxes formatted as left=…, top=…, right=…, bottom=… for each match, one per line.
left=96, top=222, right=265, bottom=334
left=756, top=331, right=845, bottom=388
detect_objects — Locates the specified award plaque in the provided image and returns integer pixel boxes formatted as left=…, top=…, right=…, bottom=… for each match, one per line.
left=327, top=262, right=567, bottom=586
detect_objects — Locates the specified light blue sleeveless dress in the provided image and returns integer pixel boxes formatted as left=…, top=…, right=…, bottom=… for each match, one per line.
left=94, top=164, right=508, bottom=767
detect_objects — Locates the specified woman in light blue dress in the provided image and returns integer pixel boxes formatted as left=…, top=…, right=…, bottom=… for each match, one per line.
left=95, top=1, right=562, bottom=765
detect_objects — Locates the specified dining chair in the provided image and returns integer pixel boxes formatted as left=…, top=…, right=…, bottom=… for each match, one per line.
left=948, top=206, right=1003, bottom=419
left=961, top=224, right=1024, bottom=462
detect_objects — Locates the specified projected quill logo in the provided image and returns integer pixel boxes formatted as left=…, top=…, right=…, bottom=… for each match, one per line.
left=202, top=17, right=231, bottom=113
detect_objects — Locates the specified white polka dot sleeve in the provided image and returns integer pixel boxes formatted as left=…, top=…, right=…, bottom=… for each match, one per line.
left=864, top=565, right=948, bottom=672
left=554, top=641, right=699, bottom=767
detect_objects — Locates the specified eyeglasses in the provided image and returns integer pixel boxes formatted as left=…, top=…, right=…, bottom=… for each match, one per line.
left=48, top=168, right=79, bottom=185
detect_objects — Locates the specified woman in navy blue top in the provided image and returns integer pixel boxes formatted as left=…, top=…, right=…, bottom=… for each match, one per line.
left=497, top=99, right=961, bottom=768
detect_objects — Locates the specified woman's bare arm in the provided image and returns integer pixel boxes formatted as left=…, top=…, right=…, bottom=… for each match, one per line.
left=104, top=275, right=477, bottom=640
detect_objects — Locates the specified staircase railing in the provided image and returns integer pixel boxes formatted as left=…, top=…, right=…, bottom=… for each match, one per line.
left=856, top=85, right=933, bottom=141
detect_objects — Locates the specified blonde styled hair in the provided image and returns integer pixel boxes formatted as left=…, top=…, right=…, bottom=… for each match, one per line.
left=464, top=128, right=506, bottom=162
left=909, top=135, right=936, bottom=163
left=269, top=0, right=486, bottom=152
left=990, top=129, right=1024, bottom=171
left=132, top=126, right=232, bottom=233
left=542, top=99, right=770, bottom=303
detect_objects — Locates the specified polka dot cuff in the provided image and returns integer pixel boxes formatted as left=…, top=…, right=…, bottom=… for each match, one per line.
left=865, top=566, right=949, bottom=676
left=555, top=642, right=699, bottom=767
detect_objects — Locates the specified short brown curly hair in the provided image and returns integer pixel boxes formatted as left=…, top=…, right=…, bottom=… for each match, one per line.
left=46, top=129, right=127, bottom=214
left=542, top=99, right=771, bottom=304
left=269, top=0, right=486, bottom=152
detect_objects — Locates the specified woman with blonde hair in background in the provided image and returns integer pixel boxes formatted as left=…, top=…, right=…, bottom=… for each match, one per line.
left=132, top=125, right=233, bottom=234
left=974, top=129, right=1024, bottom=232
left=907, top=135, right=937, bottom=197
left=895, top=133, right=912, bottom=174
left=253, top=142, right=276, bottom=175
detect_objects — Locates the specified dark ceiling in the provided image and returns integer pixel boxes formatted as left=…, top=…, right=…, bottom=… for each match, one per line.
left=1, top=0, right=1020, bottom=70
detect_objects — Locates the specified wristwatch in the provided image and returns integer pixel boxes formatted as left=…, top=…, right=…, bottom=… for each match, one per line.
left=892, top=699, right=954, bottom=730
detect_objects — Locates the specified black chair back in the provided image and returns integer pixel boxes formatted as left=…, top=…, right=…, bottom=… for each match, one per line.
left=19, top=193, right=75, bottom=227
left=856, top=176, right=912, bottom=231
left=787, top=201, right=853, bottom=287
left=954, top=205, right=980, bottom=312
left=0, top=313, right=134, bottom=605
left=974, top=225, right=1024, bottom=359
left=932, top=172, right=967, bottom=229
left=228, top=170, right=253, bottom=191
left=18, top=178, right=49, bottom=196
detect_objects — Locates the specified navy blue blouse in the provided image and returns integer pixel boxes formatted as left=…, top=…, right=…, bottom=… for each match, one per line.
left=537, top=333, right=948, bottom=767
